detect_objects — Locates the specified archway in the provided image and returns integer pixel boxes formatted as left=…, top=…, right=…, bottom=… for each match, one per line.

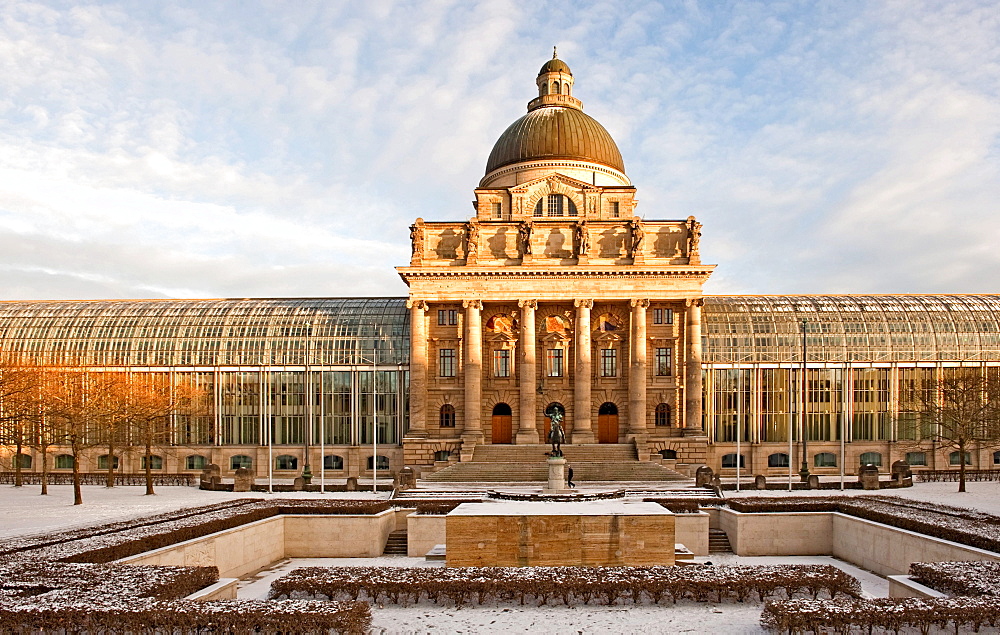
left=492, top=403, right=513, bottom=444
left=597, top=402, right=619, bottom=443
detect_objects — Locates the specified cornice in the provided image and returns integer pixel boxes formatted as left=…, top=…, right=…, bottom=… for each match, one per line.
left=397, top=266, right=715, bottom=280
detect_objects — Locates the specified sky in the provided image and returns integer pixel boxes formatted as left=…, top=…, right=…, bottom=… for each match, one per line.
left=0, top=0, right=997, bottom=301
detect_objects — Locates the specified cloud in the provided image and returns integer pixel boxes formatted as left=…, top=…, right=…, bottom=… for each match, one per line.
left=0, top=0, right=997, bottom=301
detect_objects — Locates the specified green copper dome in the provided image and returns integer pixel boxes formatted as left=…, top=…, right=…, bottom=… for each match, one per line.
left=484, top=106, right=626, bottom=175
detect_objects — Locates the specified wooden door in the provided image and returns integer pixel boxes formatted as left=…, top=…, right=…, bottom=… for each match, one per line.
left=543, top=416, right=551, bottom=442
left=492, top=414, right=512, bottom=444
left=597, top=414, right=618, bottom=443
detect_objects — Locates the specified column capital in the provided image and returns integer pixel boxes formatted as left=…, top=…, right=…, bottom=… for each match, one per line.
left=462, top=299, right=483, bottom=310
left=630, top=298, right=650, bottom=309
left=685, top=298, right=705, bottom=308
left=406, top=299, right=429, bottom=311
left=518, top=299, right=538, bottom=310
left=573, top=299, right=594, bottom=309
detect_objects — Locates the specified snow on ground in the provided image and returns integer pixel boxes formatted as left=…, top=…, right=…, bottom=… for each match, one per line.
left=2, top=480, right=998, bottom=634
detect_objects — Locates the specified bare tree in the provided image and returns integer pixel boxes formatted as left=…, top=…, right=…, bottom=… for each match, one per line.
left=42, top=370, right=125, bottom=505
left=0, top=355, right=42, bottom=487
left=903, top=367, right=1000, bottom=492
left=123, top=373, right=204, bottom=495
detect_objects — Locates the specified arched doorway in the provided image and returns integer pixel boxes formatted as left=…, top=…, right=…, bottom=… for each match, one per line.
left=597, top=402, right=619, bottom=443
left=543, top=402, right=565, bottom=442
left=492, top=403, right=513, bottom=444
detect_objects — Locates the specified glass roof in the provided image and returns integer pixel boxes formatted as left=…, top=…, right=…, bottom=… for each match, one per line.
left=703, top=295, right=1000, bottom=363
left=0, top=298, right=409, bottom=367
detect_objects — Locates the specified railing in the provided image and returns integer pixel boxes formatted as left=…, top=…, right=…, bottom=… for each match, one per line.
left=915, top=469, right=1000, bottom=482
left=0, top=472, right=198, bottom=486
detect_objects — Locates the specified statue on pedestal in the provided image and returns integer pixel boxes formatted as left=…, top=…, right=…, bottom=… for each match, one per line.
left=548, top=410, right=566, bottom=457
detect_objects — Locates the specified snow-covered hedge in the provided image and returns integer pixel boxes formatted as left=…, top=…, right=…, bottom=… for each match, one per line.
left=761, top=597, right=1000, bottom=633
left=268, top=564, right=861, bottom=607
left=909, top=561, right=1000, bottom=597
left=0, top=596, right=371, bottom=634
left=728, top=496, right=1000, bottom=554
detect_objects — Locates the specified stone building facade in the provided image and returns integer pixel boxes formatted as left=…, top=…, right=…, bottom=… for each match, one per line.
left=398, top=53, right=713, bottom=468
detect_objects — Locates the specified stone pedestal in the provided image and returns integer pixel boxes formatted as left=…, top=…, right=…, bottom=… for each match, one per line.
left=445, top=500, right=675, bottom=567
left=544, top=456, right=568, bottom=493
left=859, top=464, right=880, bottom=490
left=234, top=467, right=254, bottom=492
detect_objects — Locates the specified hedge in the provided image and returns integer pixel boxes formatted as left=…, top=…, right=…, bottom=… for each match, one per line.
left=761, top=597, right=1000, bottom=633
left=269, top=565, right=861, bottom=607
left=909, top=561, right=1000, bottom=598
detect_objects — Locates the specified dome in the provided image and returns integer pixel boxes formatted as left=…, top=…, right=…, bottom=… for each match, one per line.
left=484, top=106, right=626, bottom=175
left=539, top=58, right=572, bottom=75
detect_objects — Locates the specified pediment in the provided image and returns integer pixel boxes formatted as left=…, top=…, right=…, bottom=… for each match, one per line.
left=509, top=173, right=601, bottom=194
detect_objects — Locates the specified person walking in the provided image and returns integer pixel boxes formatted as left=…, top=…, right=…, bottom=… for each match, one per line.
left=567, top=465, right=575, bottom=488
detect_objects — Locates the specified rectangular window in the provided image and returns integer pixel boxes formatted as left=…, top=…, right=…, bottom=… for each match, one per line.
left=492, top=202, right=502, bottom=219
left=600, top=348, right=617, bottom=377
left=546, top=348, right=564, bottom=377
left=610, top=201, right=620, bottom=218
left=437, top=310, right=446, bottom=325
left=547, top=194, right=563, bottom=217
left=655, top=347, right=672, bottom=376
left=653, top=308, right=674, bottom=324
left=439, top=348, right=456, bottom=377
left=493, top=349, right=511, bottom=377
left=448, top=309, right=458, bottom=325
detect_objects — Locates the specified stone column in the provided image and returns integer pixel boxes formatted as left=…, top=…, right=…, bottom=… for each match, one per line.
left=684, top=299, right=705, bottom=435
left=516, top=300, right=538, bottom=443
left=573, top=299, right=595, bottom=443
left=462, top=300, right=483, bottom=444
left=405, top=300, right=429, bottom=438
left=629, top=299, right=650, bottom=436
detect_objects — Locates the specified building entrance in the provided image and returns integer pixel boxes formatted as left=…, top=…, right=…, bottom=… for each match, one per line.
left=598, top=402, right=619, bottom=443
left=492, top=403, right=512, bottom=444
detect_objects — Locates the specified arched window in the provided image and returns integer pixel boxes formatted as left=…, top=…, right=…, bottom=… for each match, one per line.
left=97, top=455, right=119, bottom=470
left=655, top=403, right=672, bottom=427
left=563, top=83, right=570, bottom=95
left=368, top=455, right=389, bottom=470
left=14, top=453, right=31, bottom=469
left=994, top=451, right=1000, bottom=465
left=324, top=455, right=344, bottom=470
left=659, top=449, right=677, bottom=460
left=141, top=455, right=163, bottom=470
left=439, top=404, right=456, bottom=427
left=859, top=452, right=882, bottom=467
left=275, top=455, right=298, bottom=470
left=55, top=454, right=74, bottom=469
left=230, top=455, right=252, bottom=470
left=186, top=455, right=209, bottom=470
left=905, top=452, right=927, bottom=466
left=434, top=450, right=452, bottom=462
left=949, top=451, right=971, bottom=466
left=552, top=80, right=560, bottom=94
left=768, top=453, right=789, bottom=468
left=814, top=452, right=837, bottom=468
left=721, top=453, right=745, bottom=468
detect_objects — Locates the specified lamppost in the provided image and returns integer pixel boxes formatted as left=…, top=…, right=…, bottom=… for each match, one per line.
left=799, top=318, right=810, bottom=482
left=302, top=322, right=313, bottom=485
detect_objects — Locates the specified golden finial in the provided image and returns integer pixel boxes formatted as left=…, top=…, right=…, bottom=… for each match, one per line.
left=553, top=46, right=558, bottom=59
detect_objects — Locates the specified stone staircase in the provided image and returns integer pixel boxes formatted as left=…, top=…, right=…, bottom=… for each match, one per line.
left=382, top=529, right=408, bottom=555
left=708, top=528, right=733, bottom=554
left=421, top=444, right=689, bottom=483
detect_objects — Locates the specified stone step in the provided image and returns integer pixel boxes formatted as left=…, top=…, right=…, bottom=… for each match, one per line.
left=471, top=444, right=638, bottom=463
left=383, top=530, right=408, bottom=555
left=422, top=461, right=688, bottom=483
left=708, top=528, right=732, bottom=553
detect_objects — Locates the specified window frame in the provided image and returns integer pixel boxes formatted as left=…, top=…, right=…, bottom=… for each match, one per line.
left=546, top=348, right=564, bottom=377
left=654, top=347, right=672, bottom=376
left=439, top=348, right=457, bottom=377
left=493, top=348, right=511, bottom=378
left=439, top=404, right=456, bottom=427
left=600, top=347, right=617, bottom=377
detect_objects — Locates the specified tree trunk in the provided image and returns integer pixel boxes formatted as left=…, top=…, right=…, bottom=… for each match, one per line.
left=40, top=448, right=49, bottom=496
left=14, top=437, right=23, bottom=487
left=144, top=441, right=154, bottom=496
left=958, top=441, right=967, bottom=493
left=105, top=440, right=115, bottom=488
left=71, top=439, right=83, bottom=505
